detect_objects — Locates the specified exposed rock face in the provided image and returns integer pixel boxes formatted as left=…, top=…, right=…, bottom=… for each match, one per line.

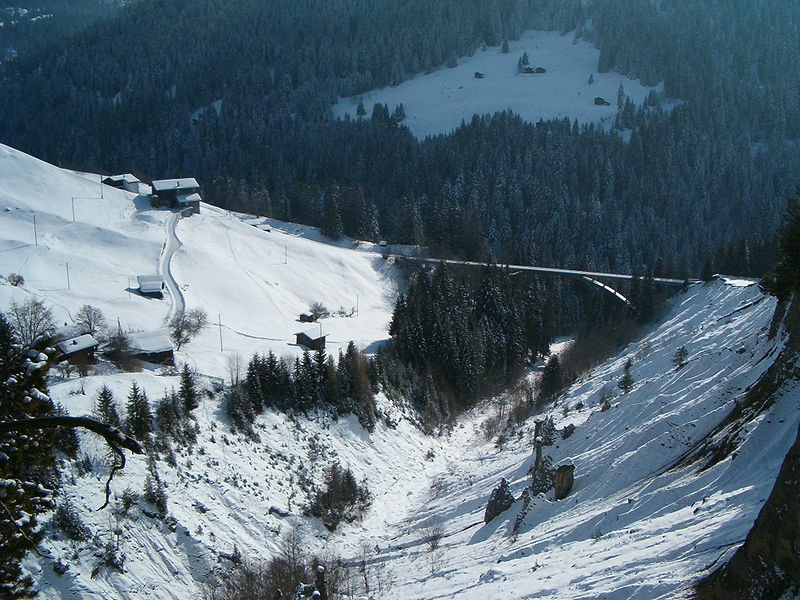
left=553, top=458, right=574, bottom=500
left=696, top=419, right=800, bottom=599
left=484, top=478, right=515, bottom=524
left=696, top=296, right=800, bottom=599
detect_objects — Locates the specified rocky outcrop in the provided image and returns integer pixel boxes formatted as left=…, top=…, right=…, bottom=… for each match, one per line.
left=695, top=419, right=800, bottom=599
left=553, top=458, right=574, bottom=500
left=484, top=478, right=515, bottom=524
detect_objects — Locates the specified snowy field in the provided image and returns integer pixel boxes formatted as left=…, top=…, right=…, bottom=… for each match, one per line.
left=332, top=30, right=662, bottom=139
left=0, top=143, right=398, bottom=380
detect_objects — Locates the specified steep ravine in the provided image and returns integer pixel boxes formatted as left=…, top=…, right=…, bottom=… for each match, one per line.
left=696, top=295, right=800, bottom=599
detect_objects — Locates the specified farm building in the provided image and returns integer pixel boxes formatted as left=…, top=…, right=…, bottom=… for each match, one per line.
left=55, top=334, right=99, bottom=364
left=242, top=217, right=272, bottom=232
left=178, top=192, right=201, bottom=215
left=102, top=173, right=141, bottom=194
left=151, top=178, right=202, bottom=213
left=295, top=331, right=327, bottom=351
left=127, top=330, right=174, bottom=365
left=137, top=274, right=165, bottom=297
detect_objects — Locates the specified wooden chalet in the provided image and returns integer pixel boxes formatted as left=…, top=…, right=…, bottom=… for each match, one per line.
left=103, top=174, right=141, bottom=193
left=55, top=334, right=99, bottom=364
left=127, top=330, right=175, bottom=365
left=295, top=331, right=327, bottom=351
left=150, top=178, right=202, bottom=214
left=137, top=274, right=166, bottom=297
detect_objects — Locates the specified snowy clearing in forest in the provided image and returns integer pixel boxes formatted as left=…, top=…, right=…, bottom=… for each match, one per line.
left=333, top=30, right=662, bottom=139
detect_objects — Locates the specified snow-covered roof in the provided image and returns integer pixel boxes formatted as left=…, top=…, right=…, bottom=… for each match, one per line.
left=104, top=173, right=139, bottom=185
left=242, top=217, right=272, bottom=231
left=177, top=192, right=202, bottom=204
left=152, top=178, right=199, bottom=192
left=55, top=334, right=99, bottom=356
left=296, top=330, right=326, bottom=337
left=242, top=217, right=269, bottom=226
left=137, top=274, right=165, bottom=293
left=127, top=330, right=173, bottom=354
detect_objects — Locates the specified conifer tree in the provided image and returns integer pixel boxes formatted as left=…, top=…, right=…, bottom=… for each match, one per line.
left=179, top=363, right=198, bottom=414
left=125, top=382, right=153, bottom=444
left=672, top=346, right=688, bottom=370
left=321, top=185, right=344, bottom=240
left=619, top=358, right=634, bottom=394
left=777, top=190, right=800, bottom=291
left=0, top=313, right=56, bottom=599
left=94, top=384, right=120, bottom=428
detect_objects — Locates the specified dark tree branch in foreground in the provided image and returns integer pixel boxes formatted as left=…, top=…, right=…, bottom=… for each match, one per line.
left=0, top=416, right=144, bottom=510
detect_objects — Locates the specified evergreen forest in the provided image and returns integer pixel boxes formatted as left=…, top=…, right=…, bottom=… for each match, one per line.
left=0, top=0, right=796, bottom=276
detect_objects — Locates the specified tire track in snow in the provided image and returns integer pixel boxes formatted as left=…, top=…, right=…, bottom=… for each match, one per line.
left=160, top=212, right=185, bottom=323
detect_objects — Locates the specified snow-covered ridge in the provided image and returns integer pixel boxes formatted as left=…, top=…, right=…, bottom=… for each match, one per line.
left=333, top=30, right=663, bottom=139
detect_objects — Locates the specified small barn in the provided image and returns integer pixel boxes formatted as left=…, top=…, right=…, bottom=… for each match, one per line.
left=127, top=330, right=175, bottom=365
left=243, top=217, right=272, bottom=232
left=295, top=331, right=327, bottom=351
left=151, top=178, right=202, bottom=211
left=177, top=192, right=201, bottom=215
left=103, top=174, right=141, bottom=194
left=137, top=274, right=166, bottom=297
left=55, top=334, right=99, bottom=364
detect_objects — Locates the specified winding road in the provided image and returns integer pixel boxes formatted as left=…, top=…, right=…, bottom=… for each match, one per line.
left=160, top=211, right=185, bottom=322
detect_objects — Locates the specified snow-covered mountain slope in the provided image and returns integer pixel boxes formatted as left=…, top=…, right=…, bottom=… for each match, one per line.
left=31, top=277, right=798, bottom=599
left=0, top=143, right=397, bottom=379
left=3, top=144, right=796, bottom=598
left=367, top=280, right=798, bottom=600
left=332, top=30, right=663, bottom=139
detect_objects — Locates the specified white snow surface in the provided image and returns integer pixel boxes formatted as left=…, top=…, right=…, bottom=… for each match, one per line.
left=34, top=282, right=799, bottom=599
left=333, top=30, right=662, bottom=139
left=1, top=144, right=796, bottom=599
left=0, top=143, right=398, bottom=379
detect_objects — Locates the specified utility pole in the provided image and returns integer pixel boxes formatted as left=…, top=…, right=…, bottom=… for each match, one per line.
left=65, top=262, right=71, bottom=291
left=218, top=313, right=223, bottom=351
left=33, top=214, right=38, bottom=246
left=71, top=197, right=76, bottom=222
left=100, top=174, right=104, bottom=199
left=356, top=294, right=359, bottom=317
